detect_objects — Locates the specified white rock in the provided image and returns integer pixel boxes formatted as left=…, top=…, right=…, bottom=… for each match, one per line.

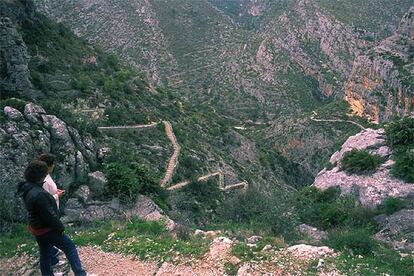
left=262, top=244, right=273, bottom=251
left=247, top=235, right=263, bottom=244
left=286, top=244, right=335, bottom=260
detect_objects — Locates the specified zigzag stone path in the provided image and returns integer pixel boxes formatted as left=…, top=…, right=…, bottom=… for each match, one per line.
left=167, top=171, right=248, bottom=192
left=160, top=121, right=181, bottom=187
left=98, top=123, right=158, bottom=132
left=98, top=121, right=247, bottom=192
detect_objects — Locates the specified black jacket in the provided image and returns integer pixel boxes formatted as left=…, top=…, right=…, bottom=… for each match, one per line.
left=17, top=181, right=65, bottom=233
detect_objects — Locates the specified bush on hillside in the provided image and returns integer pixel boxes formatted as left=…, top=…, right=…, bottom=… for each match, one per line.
left=169, top=179, right=224, bottom=227
left=378, top=197, right=407, bottom=215
left=385, top=117, right=414, bottom=183
left=216, top=188, right=298, bottom=241
left=341, top=149, right=382, bottom=174
left=0, top=98, right=26, bottom=112
left=326, top=228, right=378, bottom=256
left=295, top=187, right=376, bottom=230
left=390, top=148, right=414, bottom=183
left=385, top=117, right=414, bottom=147
left=104, top=162, right=165, bottom=204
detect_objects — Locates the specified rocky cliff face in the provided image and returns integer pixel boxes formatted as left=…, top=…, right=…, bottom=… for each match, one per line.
left=313, top=128, right=414, bottom=207
left=262, top=0, right=371, bottom=97
left=0, top=103, right=96, bottom=221
left=0, top=1, right=39, bottom=100
left=345, top=7, right=414, bottom=123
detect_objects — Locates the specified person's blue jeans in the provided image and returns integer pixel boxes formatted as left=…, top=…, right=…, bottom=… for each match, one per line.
left=50, top=246, right=59, bottom=266
left=35, top=231, right=86, bottom=276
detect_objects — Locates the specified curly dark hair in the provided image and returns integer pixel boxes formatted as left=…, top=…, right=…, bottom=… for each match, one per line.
left=38, top=153, right=56, bottom=167
left=24, top=160, right=48, bottom=183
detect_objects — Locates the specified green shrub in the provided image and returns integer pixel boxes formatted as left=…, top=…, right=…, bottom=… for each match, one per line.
left=386, top=117, right=414, bottom=147
left=385, top=117, right=414, bottom=183
left=378, top=197, right=406, bottom=215
left=169, top=179, right=224, bottom=227
left=104, top=162, right=164, bottom=204
left=216, top=188, right=298, bottom=241
left=341, top=149, right=382, bottom=174
left=0, top=98, right=26, bottom=111
left=224, top=262, right=238, bottom=276
left=326, top=228, right=378, bottom=256
left=390, top=148, right=414, bottom=183
left=295, top=187, right=376, bottom=230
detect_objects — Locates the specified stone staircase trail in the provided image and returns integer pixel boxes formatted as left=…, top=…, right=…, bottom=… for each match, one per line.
left=166, top=171, right=248, bottom=192
left=222, top=181, right=248, bottom=191
left=97, top=123, right=158, bottom=132
left=160, top=121, right=181, bottom=187
left=310, top=111, right=366, bottom=130
left=96, top=120, right=247, bottom=193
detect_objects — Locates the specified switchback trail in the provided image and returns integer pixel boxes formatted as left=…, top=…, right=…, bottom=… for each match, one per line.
left=310, top=111, right=366, bottom=130
left=167, top=171, right=248, bottom=192
left=97, top=123, right=158, bottom=132
left=160, top=121, right=181, bottom=187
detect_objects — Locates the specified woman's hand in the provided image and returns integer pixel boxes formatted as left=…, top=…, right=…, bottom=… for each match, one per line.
left=56, top=189, right=65, bottom=198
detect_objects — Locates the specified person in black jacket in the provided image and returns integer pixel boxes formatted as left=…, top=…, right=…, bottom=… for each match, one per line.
left=18, top=160, right=87, bottom=276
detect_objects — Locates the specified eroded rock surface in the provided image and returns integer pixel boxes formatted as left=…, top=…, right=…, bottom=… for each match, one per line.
left=313, top=128, right=414, bottom=206
left=345, top=6, right=414, bottom=123
left=63, top=192, right=176, bottom=231
left=0, top=103, right=96, bottom=221
left=375, top=209, right=414, bottom=253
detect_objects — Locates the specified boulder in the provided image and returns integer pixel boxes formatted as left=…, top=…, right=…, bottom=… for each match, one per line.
left=87, top=171, right=107, bottom=199
left=246, top=235, right=263, bottom=244
left=125, top=195, right=176, bottom=231
left=298, top=224, right=328, bottom=242
left=375, top=209, right=414, bottom=253
left=62, top=194, right=176, bottom=231
left=73, top=185, right=90, bottom=204
left=23, top=103, right=46, bottom=124
left=286, top=244, right=336, bottom=260
left=4, top=106, right=24, bottom=121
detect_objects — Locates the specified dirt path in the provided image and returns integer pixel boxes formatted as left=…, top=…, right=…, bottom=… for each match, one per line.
left=77, top=246, right=158, bottom=276
left=0, top=238, right=242, bottom=275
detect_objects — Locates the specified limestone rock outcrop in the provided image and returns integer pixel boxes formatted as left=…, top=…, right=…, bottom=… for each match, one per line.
left=63, top=192, right=176, bottom=231
left=0, top=102, right=96, bottom=221
left=0, top=0, right=42, bottom=100
left=313, top=128, right=414, bottom=207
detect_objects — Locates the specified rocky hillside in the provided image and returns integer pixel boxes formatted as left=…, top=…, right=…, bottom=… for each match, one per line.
left=313, top=123, right=414, bottom=253
left=345, top=7, right=414, bottom=123
left=32, top=0, right=395, bottom=176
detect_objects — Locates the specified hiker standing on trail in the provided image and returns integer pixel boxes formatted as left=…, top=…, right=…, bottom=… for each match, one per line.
left=38, top=153, right=65, bottom=267
left=17, top=160, right=90, bottom=276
